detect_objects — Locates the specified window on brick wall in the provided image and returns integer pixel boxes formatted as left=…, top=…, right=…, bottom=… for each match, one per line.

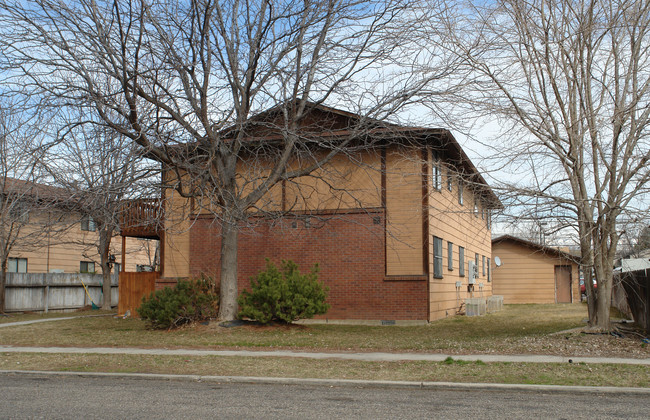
left=447, top=241, right=453, bottom=271
left=433, top=236, right=443, bottom=278
left=459, top=246, right=465, bottom=277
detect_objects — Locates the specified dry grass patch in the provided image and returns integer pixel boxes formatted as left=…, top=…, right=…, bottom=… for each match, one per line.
left=1, top=304, right=647, bottom=358
left=0, top=353, right=647, bottom=388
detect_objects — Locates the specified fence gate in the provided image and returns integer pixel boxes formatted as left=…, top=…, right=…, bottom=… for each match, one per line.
left=118, top=272, right=159, bottom=316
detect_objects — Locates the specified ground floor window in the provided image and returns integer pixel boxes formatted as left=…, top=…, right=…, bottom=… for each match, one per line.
left=447, top=241, right=453, bottom=271
left=459, top=246, right=465, bottom=277
left=487, top=258, right=491, bottom=282
left=80, top=261, right=95, bottom=273
left=482, top=255, right=486, bottom=276
left=433, top=236, right=443, bottom=278
left=8, top=257, right=27, bottom=273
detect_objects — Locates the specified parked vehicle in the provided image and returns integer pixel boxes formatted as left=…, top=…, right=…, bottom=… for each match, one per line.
left=580, top=278, right=597, bottom=295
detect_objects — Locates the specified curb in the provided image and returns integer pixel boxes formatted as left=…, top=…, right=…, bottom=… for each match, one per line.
left=2, top=370, right=649, bottom=395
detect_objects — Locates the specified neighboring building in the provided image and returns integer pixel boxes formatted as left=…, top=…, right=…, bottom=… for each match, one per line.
left=618, top=248, right=650, bottom=273
left=2, top=178, right=157, bottom=275
left=160, top=104, right=501, bottom=322
left=491, top=235, right=581, bottom=304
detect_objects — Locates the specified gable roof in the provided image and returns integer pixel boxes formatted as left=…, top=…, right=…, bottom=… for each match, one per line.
left=1, top=177, right=71, bottom=204
left=156, top=102, right=502, bottom=208
left=492, top=234, right=581, bottom=263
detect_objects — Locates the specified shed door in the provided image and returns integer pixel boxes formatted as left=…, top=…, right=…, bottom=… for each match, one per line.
left=554, top=265, right=572, bottom=303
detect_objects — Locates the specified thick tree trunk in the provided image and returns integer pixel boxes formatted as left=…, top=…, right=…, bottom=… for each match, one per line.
left=99, top=229, right=113, bottom=310
left=0, top=267, right=5, bottom=314
left=218, top=219, right=239, bottom=321
left=594, top=278, right=612, bottom=330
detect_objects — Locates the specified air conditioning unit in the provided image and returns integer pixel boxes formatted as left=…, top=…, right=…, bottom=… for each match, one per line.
left=468, top=261, right=477, bottom=284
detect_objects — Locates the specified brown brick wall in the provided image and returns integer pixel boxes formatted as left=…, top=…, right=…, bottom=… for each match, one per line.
left=189, top=210, right=428, bottom=320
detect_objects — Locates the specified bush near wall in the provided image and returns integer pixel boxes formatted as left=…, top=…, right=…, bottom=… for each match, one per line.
left=138, top=275, right=218, bottom=329
left=238, top=259, right=329, bottom=324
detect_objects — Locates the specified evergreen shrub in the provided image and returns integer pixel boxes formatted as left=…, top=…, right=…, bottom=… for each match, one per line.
left=238, top=259, right=329, bottom=324
left=138, top=275, right=219, bottom=329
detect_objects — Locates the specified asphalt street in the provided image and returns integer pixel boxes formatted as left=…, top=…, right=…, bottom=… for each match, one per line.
left=1, top=372, right=649, bottom=419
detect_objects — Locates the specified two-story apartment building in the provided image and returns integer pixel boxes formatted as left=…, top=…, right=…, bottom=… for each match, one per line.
left=159, top=104, right=500, bottom=322
left=3, top=178, right=157, bottom=275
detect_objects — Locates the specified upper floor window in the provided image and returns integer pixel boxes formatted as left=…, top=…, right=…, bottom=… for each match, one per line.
left=9, top=204, right=29, bottom=223
left=447, top=170, right=453, bottom=191
left=8, top=257, right=27, bottom=273
left=432, top=152, right=441, bottom=191
left=458, top=178, right=464, bottom=205
left=81, top=215, right=96, bottom=232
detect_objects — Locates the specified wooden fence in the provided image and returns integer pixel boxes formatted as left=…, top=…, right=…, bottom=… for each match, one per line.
left=5, top=273, right=118, bottom=313
left=118, top=271, right=159, bottom=317
left=619, top=269, right=650, bottom=333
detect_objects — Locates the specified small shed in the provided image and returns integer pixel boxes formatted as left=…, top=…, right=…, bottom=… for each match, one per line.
left=491, top=235, right=581, bottom=304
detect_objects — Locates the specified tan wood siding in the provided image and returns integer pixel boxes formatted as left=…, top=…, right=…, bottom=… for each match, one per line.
left=426, top=160, right=493, bottom=320
left=284, top=152, right=381, bottom=211
left=491, top=241, right=580, bottom=304
left=385, top=148, right=424, bottom=276
left=161, top=186, right=192, bottom=278
left=9, top=211, right=157, bottom=274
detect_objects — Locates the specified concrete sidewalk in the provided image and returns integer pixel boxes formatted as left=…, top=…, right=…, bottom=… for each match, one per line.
left=0, top=314, right=111, bottom=328
left=1, top=345, right=649, bottom=365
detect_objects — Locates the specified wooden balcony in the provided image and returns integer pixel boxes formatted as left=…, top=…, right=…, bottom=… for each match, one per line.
left=119, top=199, right=162, bottom=239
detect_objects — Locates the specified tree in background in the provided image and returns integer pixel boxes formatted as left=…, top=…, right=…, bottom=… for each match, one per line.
left=421, top=0, right=650, bottom=329
left=44, top=125, right=158, bottom=310
left=0, top=100, right=64, bottom=312
left=0, top=0, right=456, bottom=320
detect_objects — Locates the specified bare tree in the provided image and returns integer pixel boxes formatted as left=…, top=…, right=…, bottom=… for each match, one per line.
left=0, top=0, right=457, bottom=320
left=423, top=0, right=650, bottom=329
left=45, top=125, right=158, bottom=310
left=0, top=100, right=61, bottom=312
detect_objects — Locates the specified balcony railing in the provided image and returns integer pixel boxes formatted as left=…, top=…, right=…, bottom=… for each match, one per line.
left=119, top=199, right=163, bottom=239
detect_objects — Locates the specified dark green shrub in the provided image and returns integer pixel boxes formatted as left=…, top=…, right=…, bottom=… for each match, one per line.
left=138, top=275, right=219, bottom=329
left=238, top=259, right=329, bottom=324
